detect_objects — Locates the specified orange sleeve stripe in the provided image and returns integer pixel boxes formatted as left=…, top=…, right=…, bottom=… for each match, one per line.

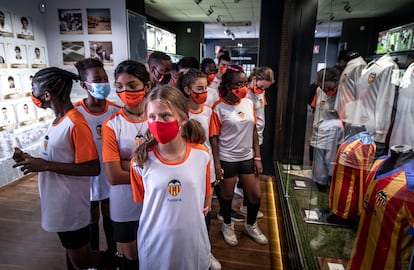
left=130, top=160, right=145, bottom=203
left=311, top=92, right=317, bottom=108
left=68, top=110, right=98, bottom=163
left=205, top=161, right=212, bottom=196
left=253, top=105, right=257, bottom=125
left=209, top=111, right=221, bottom=136
left=102, top=122, right=121, bottom=162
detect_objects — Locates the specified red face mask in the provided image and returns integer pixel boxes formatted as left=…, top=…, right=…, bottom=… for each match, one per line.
left=117, top=90, right=145, bottom=107
left=253, top=84, right=265, bottom=95
left=31, top=93, right=43, bottom=108
left=191, top=92, right=208, bottom=104
left=207, top=73, right=216, bottom=84
left=231, top=86, right=248, bottom=100
left=219, top=67, right=227, bottom=74
left=148, top=120, right=179, bottom=144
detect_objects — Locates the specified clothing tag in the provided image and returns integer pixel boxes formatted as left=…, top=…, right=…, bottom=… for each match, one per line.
left=391, top=69, right=405, bottom=86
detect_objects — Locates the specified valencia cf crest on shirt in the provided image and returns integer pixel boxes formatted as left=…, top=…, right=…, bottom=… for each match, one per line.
left=342, top=73, right=347, bottom=82
left=237, top=111, right=245, bottom=120
left=43, top=135, right=49, bottom=151
left=375, top=190, right=387, bottom=208
left=135, top=133, right=144, bottom=146
left=368, top=72, right=376, bottom=84
left=96, top=125, right=102, bottom=137
left=167, top=179, right=182, bottom=198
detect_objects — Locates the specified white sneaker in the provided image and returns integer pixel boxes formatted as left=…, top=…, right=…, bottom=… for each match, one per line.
left=243, top=222, right=268, bottom=245
left=210, top=253, right=221, bottom=270
left=239, top=205, right=264, bottom=219
left=221, top=222, right=238, bottom=246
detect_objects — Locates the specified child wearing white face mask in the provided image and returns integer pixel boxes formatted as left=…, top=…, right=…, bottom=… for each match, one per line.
left=74, top=58, right=120, bottom=259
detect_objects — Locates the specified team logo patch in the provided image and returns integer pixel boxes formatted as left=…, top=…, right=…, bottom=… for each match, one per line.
left=135, top=133, right=144, bottom=146
left=342, top=73, right=347, bottom=82
left=167, top=179, right=181, bottom=197
left=237, top=111, right=245, bottom=120
left=43, top=135, right=49, bottom=151
left=375, top=190, right=387, bottom=208
left=368, top=73, right=376, bottom=84
left=96, top=125, right=102, bottom=137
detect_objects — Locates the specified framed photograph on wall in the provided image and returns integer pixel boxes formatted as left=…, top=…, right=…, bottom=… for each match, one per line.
left=0, top=72, right=23, bottom=99
left=0, top=10, right=14, bottom=38
left=7, top=43, right=28, bottom=68
left=15, top=14, right=34, bottom=40
left=16, top=102, right=36, bottom=126
left=0, top=104, right=17, bottom=131
left=29, top=46, right=47, bottom=68
left=20, top=72, right=35, bottom=96
left=58, top=9, right=83, bottom=35
left=89, top=41, right=113, bottom=65
left=0, top=43, right=7, bottom=68
left=87, top=9, right=111, bottom=34
left=61, top=41, right=84, bottom=65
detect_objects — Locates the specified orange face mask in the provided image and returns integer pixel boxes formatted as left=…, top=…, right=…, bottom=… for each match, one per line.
left=207, top=73, right=216, bottom=84
left=253, top=84, right=265, bottom=95
left=31, top=93, right=43, bottom=108
left=117, top=90, right=145, bottom=107
left=219, top=67, right=227, bottom=74
left=231, top=86, right=248, bottom=100
left=191, top=91, right=208, bottom=104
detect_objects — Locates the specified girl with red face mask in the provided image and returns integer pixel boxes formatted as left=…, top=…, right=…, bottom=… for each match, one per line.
left=130, top=85, right=212, bottom=269
left=102, top=60, right=151, bottom=269
left=176, top=68, right=221, bottom=270
left=210, top=64, right=268, bottom=247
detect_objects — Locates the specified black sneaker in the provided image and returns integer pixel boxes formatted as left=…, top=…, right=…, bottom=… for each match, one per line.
left=217, top=210, right=245, bottom=222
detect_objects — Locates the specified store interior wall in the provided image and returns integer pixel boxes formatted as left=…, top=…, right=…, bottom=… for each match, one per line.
left=173, top=21, right=204, bottom=61
left=310, top=37, right=340, bottom=83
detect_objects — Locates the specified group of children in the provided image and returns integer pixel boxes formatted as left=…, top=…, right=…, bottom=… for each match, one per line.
left=12, top=50, right=275, bottom=270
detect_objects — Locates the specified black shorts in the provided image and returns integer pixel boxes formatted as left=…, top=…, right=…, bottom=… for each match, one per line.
left=112, top=220, right=139, bottom=243
left=57, top=225, right=89, bottom=249
left=220, top=159, right=254, bottom=178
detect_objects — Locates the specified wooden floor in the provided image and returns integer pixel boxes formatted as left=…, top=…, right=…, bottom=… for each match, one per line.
left=0, top=174, right=282, bottom=270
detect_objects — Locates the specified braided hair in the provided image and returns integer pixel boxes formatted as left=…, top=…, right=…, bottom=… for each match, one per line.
left=32, top=67, right=79, bottom=103
left=219, top=64, right=244, bottom=97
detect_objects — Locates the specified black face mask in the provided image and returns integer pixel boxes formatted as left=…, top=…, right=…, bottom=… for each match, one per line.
left=158, top=73, right=172, bottom=85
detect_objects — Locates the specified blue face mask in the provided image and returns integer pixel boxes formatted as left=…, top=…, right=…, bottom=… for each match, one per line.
left=88, top=82, right=111, bottom=99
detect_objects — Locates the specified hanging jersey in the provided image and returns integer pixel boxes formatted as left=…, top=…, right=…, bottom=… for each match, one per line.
left=130, top=143, right=212, bottom=270
left=329, top=131, right=376, bottom=219
left=246, top=90, right=266, bottom=145
left=102, top=109, right=147, bottom=222
left=389, top=62, right=414, bottom=148
left=74, top=99, right=121, bottom=201
left=38, top=109, right=98, bottom=232
left=348, top=157, right=414, bottom=270
left=334, top=56, right=367, bottom=122
left=205, top=85, right=219, bottom=107
left=351, top=54, right=398, bottom=143
left=309, top=118, right=343, bottom=150
left=312, top=86, right=337, bottom=126
left=189, top=104, right=216, bottom=182
left=210, top=98, right=257, bottom=162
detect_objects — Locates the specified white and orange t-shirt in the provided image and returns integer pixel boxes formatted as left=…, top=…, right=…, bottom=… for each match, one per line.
left=189, top=104, right=216, bottom=182
left=130, top=143, right=212, bottom=270
left=246, top=90, right=266, bottom=145
left=38, top=109, right=98, bottom=232
left=210, top=98, right=257, bottom=162
left=102, top=109, right=147, bottom=222
left=74, top=99, right=120, bottom=201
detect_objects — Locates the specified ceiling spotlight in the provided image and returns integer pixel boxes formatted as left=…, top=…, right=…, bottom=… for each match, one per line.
left=194, top=0, right=202, bottom=5
left=206, top=6, right=214, bottom=16
left=344, top=2, right=352, bottom=13
left=224, top=29, right=231, bottom=36
left=231, top=33, right=235, bottom=40
left=216, top=16, right=222, bottom=23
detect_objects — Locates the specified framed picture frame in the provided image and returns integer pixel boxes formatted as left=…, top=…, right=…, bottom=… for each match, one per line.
left=58, top=9, right=83, bottom=35
left=0, top=72, right=23, bottom=99
left=29, top=46, right=47, bottom=68
left=87, top=8, right=111, bottom=34
left=0, top=43, right=7, bottom=68
left=89, top=41, right=113, bottom=65
left=0, top=104, right=17, bottom=131
left=7, top=43, right=28, bottom=68
left=61, top=41, right=85, bottom=65
left=0, top=10, right=14, bottom=38
left=16, top=102, right=36, bottom=126
left=15, top=14, right=34, bottom=40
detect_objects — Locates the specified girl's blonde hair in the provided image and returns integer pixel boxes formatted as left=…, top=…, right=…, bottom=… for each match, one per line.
left=134, top=85, right=205, bottom=167
left=249, top=66, right=275, bottom=84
